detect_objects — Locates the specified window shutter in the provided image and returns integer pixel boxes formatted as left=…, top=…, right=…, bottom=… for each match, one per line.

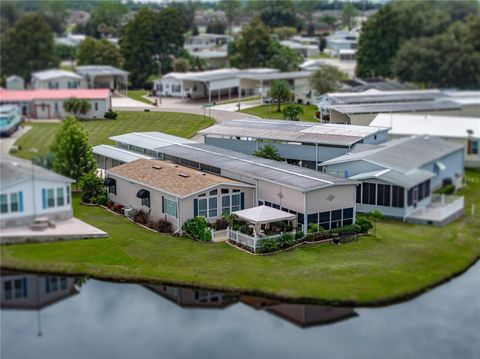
left=18, top=191, right=23, bottom=212
left=240, top=193, right=245, bottom=210
left=162, top=196, right=165, bottom=213
left=42, top=189, right=46, bottom=209
left=22, top=278, right=27, bottom=297
left=194, top=199, right=198, bottom=217
left=45, top=278, right=50, bottom=293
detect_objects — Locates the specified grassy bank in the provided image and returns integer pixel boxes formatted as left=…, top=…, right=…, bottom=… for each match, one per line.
left=13, top=111, right=214, bottom=160
left=240, top=104, right=319, bottom=122
left=2, top=171, right=479, bottom=305
left=127, top=90, right=154, bottom=105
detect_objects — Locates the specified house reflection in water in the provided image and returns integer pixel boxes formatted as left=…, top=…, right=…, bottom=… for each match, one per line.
left=0, top=271, right=78, bottom=310
left=240, top=296, right=358, bottom=328
left=144, top=284, right=237, bottom=309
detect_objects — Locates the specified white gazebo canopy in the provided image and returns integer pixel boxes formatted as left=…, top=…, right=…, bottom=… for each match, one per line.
left=232, top=205, right=296, bottom=225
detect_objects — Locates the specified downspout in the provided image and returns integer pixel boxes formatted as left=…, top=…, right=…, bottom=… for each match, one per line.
left=174, top=196, right=181, bottom=234
left=303, top=191, right=308, bottom=235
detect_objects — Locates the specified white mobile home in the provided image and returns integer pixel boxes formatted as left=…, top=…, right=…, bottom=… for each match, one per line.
left=31, top=69, right=86, bottom=90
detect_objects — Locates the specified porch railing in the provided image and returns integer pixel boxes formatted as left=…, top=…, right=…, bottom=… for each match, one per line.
left=227, top=228, right=294, bottom=252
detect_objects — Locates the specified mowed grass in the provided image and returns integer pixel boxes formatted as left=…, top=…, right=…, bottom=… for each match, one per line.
left=240, top=104, right=319, bottom=122
left=13, top=111, right=214, bottom=160
left=127, top=90, right=154, bottom=105
left=2, top=170, right=479, bottom=305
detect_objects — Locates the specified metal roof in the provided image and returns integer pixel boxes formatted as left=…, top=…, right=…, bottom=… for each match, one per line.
left=32, top=69, right=83, bottom=81
left=75, top=65, right=128, bottom=77
left=111, top=132, right=196, bottom=151
left=239, top=71, right=312, bottom=81
left=159, top=142, right=351, bottom=191
left=1, top=155, right=74, bottom=188
left=162, top=68, right=278, bottom=83
left=329, top=100, right=461, bottom=115
left=350, top=168, right=435, bottom=189
left=321, top=89, right=446, bottom=105
left=0, top=105, right=19, bottom=113
left=199, top=119, right=388, bottom=146
left=322, top=136, right=464, bottom=174
left=92, top=145, right=154, bottom=163
left=107, top=132, right=352, bottom=191
left=370, top=114, right=480, bottom=140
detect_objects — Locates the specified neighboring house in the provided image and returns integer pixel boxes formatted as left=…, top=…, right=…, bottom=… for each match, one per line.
left=199, top=119, right=389, bottom=169
left=325, top=31, right=358, bottom=56
left=280, top=40, right=320, bottom=58
left=300, top=58, right=357, bottom=79
left=339, top=49, right=356, bottom=61
left=93, top=131, right=358, bottom=234
left=154, top=68, right=278, bottom=102
left=340, top=78, right=417, bottom=92
left=0, top=105, right=21, bottom=137
left=316, top=89, right=479, bottom=125
left=31, top=69, right=86, bottom=90
left=188, top=49, right=229, bottom=69
left=0, top=156, right=74, bottom=228
left=370, top=114, right=480, bottom=168
left=1, top=272, right=78, bottom=310
left=291, top=36, right=320, bottom=47
left=106, top=159, right=255, bottom=232
left=184, top=34, right=231, bottom=52
left=75, top=65, right=128, bottom=94
left=319, top=136, right=465, bottom=226
left=0, top=88, right=112, bottom=119
left=6, top=75, right=24, bottom=90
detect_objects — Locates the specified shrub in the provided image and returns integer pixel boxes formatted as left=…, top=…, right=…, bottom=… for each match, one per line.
left=278, top=233, right=294, bottom=248
left=133, top=209, right=150, bottom=225
left=258, top=238, right=279, bottom=253
left=213, top=217, right=229, bottom=230
left=308, top=223, right=319, bottom=233
left=356, top=216, right=373, bottom=233
left=295, top=230, right=304, bottom=240
left=336, top=224, right=362, bottom=236
left=96, top=194, right=108, bottom=206
left=182, top=216, right=212, bottom=242
left=104, top=109, right=118, bottom=119
left=148, top=218, right=173, bottom=233
left=79, top=172, right=106, bottom=203
left=436, top=184, right=455, bottom=195
left=305, top=233, right=314, bottom=242
left=113, top=204, right=124, bottom=214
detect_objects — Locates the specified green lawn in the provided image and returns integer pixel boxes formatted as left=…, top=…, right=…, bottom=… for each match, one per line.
left=2, top=170, right=479, bottom=305
left=13, top=111, right=214, bottom=160
left=240, top=104, right=319, bottom=122
left=127, top=90, right=154, bottom=105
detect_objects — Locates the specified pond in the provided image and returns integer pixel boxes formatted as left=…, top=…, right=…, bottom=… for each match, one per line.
left=1, top=262, right=479, bottom=359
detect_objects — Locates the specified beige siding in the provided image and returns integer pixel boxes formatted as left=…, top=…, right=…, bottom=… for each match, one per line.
left=306, top=185, right=356, bottom=213
left=257, top=180, right=305, bottom=212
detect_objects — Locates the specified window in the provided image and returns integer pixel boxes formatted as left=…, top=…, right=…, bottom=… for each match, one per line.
left=108, top=184, right=116, bottom=195
left=362, top=182, right=376, bottom=205
left=392, top=186, right=404, bottom=208
left=356, top=184, right=361, bottom=203
left=4, top=281, right=12, bottom=300
left=319, top=211, right=330, bottom=230
left=407, top=188, right=413, bottom=206
left=47, top=188, right=55, bottom=208
left=164, top=197, right=177, bottom=217
left=264, top=201, right=272, bottom=207
left=209, top=190, right=218, bottom=196
left=231, top=193, right=241, bottom=212
left=467, top=140, right=479, bottom=155
left=67, top=185, right=71, bottom=204
left=94, top=102, right=98, bottom=111
left=343, top=208, right=354, bottom=226
left=377, top=184, right=391, bottom=206
left=1, top=194, right=8, bottom=213
left=60, top=277, right=68, bottom=290
left=198, top=198, right=208, bottom=217
left=142, top=197, right=151, bottom=208
left=57, top=188, right=64, bottom=206
left=307, top=213, right=318, bottom=227
left=222, top=195, right=230, bottom=214
left=10, top=193, right=18, bottom=212
left=208, top=197, right=217, bottom=218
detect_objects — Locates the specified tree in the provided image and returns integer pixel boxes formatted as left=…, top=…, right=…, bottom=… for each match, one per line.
left=78, top=1, right=128, bottom=38
left=0, top=13, right=59, bottom=81
left=39, top=0, right=68, bottom=35
left=55, top=44, right=76, bottom=61
left=206, top=18, right=226, bottom=35
left=173, top=58, right=191, bottom=73
left=76, top=37, right=123, bottom=68
left=266, top=42, right=303, bottom=72
left=260, top=0, right=298, bottom=29
left=309, top=65, right=346, bottom=95
left=253, top=144, right=282, bottom=161
left=63, top=98, right=92, bottom=117
left=342, top=2, right=358, bottom=31
left=79, top=172, right=107, bottom=204
left=76, top=37, right=97, bottom=65
left=219, top=0, right=241, bottom=35
left=283, top=105, right=304, bottom=121
left=0, top=1, right=20, bottom=34
left=270, top=80, right=291, bottom=112
left=368, top=209, right=384, bottom=238
left=121, top=6, right=185, bottom=88
left=50, top=116, right=96, bottom=182
left=273, top=26, right=297, bottom=40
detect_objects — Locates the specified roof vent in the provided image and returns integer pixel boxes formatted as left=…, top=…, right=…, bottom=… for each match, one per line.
left=178, top=173, right=190, bottom=178
left=152, top=165, right=162, bottom=170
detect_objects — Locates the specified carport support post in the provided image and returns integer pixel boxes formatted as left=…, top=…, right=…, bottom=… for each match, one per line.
left=238, top=84, right=241, bottom=110
left=218, top=90, right=220, bottom=102
left=228, top=87, right=231, bottom=100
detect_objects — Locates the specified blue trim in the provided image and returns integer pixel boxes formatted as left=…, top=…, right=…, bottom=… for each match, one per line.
left=18, top=191, right=23, bottom=212
left=42, top=189, right=46, bottom=209
left=22, top=277, right=27, bottom=297
left=45, top=277, right=50, bottom=293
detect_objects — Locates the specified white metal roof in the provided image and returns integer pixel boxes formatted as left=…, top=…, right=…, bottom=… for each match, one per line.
left=92, top=145, right=154, bottom=163
left=162, top=68, right=278, bottom=83
left=32, top=69, right=83, bottom=81
left=111, top=132, right=196, bottom=151
left=75, top=65, right=128, bottom=77
left=233, top=205, right=296, bottom=224
left=370, top=114, right=480, bottom=140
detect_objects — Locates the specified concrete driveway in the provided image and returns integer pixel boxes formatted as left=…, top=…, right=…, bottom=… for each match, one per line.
left=0, top=126, right=31, bottom=154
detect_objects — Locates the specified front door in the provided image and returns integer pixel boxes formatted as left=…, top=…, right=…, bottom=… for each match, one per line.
left=412, top=187, right=419, bottom=207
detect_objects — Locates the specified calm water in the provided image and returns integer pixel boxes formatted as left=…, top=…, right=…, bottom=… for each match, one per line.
left=1, top=262, right=479, bottom=359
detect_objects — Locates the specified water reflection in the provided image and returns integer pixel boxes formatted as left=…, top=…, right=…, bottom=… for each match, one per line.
left=1, top=272, right=357, bottom=330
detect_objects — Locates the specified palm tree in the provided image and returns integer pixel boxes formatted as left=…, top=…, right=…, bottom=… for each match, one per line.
left=270, top=80, right=291, bottom=112
left=253, top=144, right=282, bottom=161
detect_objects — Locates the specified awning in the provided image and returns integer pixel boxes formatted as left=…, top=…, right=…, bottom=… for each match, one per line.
left=136, top=189, right=150, bottom=199
left=435, top=161, right=446, bottom=171
left=105, top=178, right=116, bottom=186
left=232, top=205, right=296, bottom=225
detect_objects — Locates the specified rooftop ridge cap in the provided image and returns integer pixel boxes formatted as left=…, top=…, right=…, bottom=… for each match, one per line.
left=131, top=132, right=335, bottom=185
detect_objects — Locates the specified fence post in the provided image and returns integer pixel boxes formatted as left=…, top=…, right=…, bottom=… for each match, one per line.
left=253, top=236, right=257, bottom=253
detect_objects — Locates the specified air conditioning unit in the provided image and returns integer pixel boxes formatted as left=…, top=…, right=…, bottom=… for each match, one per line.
left=123, top=207, right=136, bottom=219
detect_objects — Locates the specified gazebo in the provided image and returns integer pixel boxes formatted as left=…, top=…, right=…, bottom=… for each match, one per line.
left=232, top=205, right=297, bottom=236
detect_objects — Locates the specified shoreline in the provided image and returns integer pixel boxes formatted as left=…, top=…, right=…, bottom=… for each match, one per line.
left=2, top=256, right=478, bottom=308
